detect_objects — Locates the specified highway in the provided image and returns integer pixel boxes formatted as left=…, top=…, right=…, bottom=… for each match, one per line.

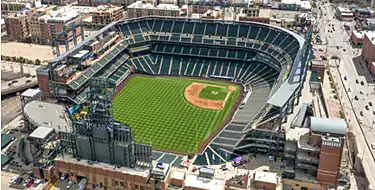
left=315, top=1, right=375, bottom=187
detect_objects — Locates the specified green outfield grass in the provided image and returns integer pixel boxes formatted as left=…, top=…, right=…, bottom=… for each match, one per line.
left=199, top=86, right=228, bottom=101
left=113, top=76, right=240, bottom=154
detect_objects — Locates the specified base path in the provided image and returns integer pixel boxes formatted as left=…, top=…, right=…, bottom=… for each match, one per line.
left=184, top=82, right=235, bottom=110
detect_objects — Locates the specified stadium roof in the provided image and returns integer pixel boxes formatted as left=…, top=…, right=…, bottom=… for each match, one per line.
left=267, top=81, right=299, bottom=107
left=309, top=117, right=347, bottom=136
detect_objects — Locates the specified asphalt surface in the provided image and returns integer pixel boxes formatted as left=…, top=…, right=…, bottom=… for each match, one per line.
left=53, top=179, right=77, bottom=190
left=1, top=94, right=22, bottom=127
left=315, top=1, right=375, bottom=187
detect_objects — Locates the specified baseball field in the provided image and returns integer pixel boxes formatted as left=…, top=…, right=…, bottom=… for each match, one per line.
left=113, top=76, right=241, bottom=154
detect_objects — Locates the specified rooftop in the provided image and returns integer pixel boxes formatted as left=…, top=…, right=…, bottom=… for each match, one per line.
left=286, top=126, right=309, bottom=141
left=127, top=1, right=181, bottom=10
left=23, top=100, right=71, bottom=132
left=92, top=5, right=122, bottom=13
left=171, top=170, right=185, bottom=180
left=71, top=50, right=90, bottom=59
left=364, top=30, right=375, bottom=45
left=21, top=88, right=41, bottom=98
left=337, top=7, right=352, bottom=13
left=39, top=9, right=78, bottom=22
left=254, top=171, right=278, bottom=184
left=184, top=174, right=225, bottom=190
left=309, top=117, right=347, bottom=136
left=29, top=126, right=55, bottom=140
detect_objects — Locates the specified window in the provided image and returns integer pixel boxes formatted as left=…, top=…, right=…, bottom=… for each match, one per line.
left=120, top=182, right=124, bottom=187
left=115, top=181, right=119, bottom=186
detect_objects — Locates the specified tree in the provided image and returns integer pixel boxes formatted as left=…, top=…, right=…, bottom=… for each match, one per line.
left=11, top=56, right=17, bottom=62
left=1, top=55, right=10, bottom=61
left=27, top=60, right=34, bottom=65
left=35, top=59, right=41, bottom=65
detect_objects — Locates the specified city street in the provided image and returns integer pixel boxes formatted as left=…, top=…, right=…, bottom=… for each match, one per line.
left=315, top=1, right=375, bottom=187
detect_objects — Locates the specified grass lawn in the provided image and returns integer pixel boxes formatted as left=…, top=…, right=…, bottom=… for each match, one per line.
left=199, top=86, right=228, bottom=101
left=113, top=76, right=240, bottom=154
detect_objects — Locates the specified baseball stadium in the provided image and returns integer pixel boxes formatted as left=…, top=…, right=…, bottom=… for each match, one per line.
left=34, top=17, right=311, bottom=160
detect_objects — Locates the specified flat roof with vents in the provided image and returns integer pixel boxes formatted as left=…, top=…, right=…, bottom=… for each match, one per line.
left=23, top=100, right=71, bottom=133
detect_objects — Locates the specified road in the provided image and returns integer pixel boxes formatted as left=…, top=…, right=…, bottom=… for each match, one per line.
left=315, top=1, right=375, bottom=187
left=1, top=95, right=22, bottom=127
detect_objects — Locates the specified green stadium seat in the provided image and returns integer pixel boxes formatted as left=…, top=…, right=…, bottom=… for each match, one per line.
left=216, top=24, right=228, bottom=37
left=194, top=23, right=205, bottom=35
left=248, top=25, right=260, bottom=39
left=238, top=25, right=249, bottom=38
left=183, top=23, right=194, bottom=34
left=161, top=20, right=173, bottom=33
left=227, top=25, right=239, bottom=37
left=204, top=23, right=216, bottom=36
left=257, top=27, right=268, bottom=41
left=172, top=21, right=183, bottom=33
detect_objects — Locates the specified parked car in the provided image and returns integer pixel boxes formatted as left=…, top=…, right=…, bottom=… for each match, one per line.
left=67, top=181, right=73, bottom=189
left=60, top=173, right=67, bottom=181
left=23, top=179, right=30, bottom=187
left=27, top=178, right=34, bottom=187
left=372, top=143, right=375, bottom=150
left=9, top=176, right=18, bottom=185
left=33, top=179, right=41, bottom=186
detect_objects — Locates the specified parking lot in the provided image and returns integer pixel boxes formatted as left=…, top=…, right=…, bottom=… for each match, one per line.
left=2, top=171, right=45, bottom=190
left=53, top=178, right=77, bottom=190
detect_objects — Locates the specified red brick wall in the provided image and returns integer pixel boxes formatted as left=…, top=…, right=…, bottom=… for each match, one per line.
left=317, top=143, right=343, bottom=185
left=362, top=34, right=375, bottom=64
left=37, top=73, right=50, bottom=98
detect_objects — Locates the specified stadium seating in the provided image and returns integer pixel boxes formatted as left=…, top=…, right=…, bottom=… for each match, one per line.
left=68, top=41, right=127, bottom=90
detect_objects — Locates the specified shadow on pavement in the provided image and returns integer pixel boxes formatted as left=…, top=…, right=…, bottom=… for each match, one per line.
left=352, top=56, right=375, bottom=84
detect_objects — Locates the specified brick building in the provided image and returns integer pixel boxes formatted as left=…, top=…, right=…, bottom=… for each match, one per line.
left=127, top=1, right=184, bottom=18
left=37, top=9, right=82, bottom=45
left=238, top=7, right=271, bottom=24
left=362, top=31, right=375, bottom=65
left=283, top=117, right=347, bottom=189
left=5, top=13, right=29, bottom=41
left=91, top=5, right=123, bottom=28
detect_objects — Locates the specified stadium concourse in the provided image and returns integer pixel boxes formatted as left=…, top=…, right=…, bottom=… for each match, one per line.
left=26, top=15, right=312, bottom=181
